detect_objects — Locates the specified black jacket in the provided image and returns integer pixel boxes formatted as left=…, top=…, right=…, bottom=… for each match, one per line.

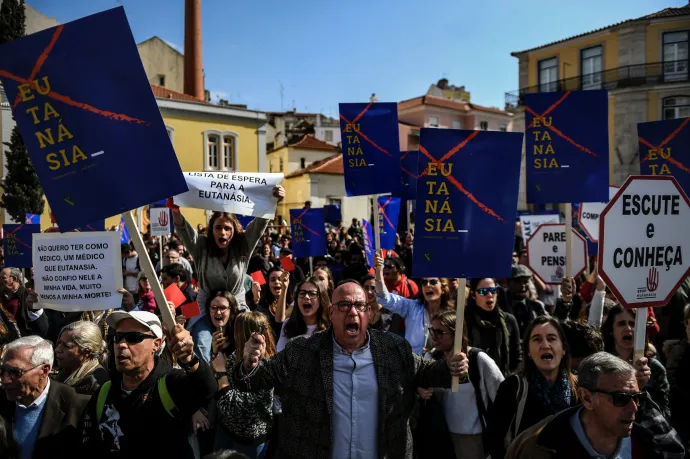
left=0, top=380, right=89, bottom=459
left=79, top=357, right=217, bottom=459
left=4, top=286, right=49, bottom=338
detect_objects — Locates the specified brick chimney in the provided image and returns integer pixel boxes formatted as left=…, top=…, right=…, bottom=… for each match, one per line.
left=183, top=0, right=204, bottom=100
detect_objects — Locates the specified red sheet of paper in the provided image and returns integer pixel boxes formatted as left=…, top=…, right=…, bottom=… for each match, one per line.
left=181, top=301, right=200, bottom=319
left=164, top=283, right=186, bottom=307
left=280, top=257, right=295, bottom=271
left=250, top=271, right=266, bottom=285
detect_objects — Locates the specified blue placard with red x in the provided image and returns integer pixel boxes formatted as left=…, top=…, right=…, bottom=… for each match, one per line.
left=0, top=7, right=188, bottom=231
left=638, top=118, right=690, bottom=194
left=362, top=219, right=375, bottom=267
left=339, top=102, right=401, bottom=196
left=4, top=224, right=41, bottom=268
left=378, top=196, right=401, bottom=250
left=399, top=150, right=421, bottom=200
left=25, top=214, right=40, bottom=224
left=119, top=217, right=131, bottom=244
left=524, top=90, right=609, bottom=204
left=413, top=128, right=523, bottom=278
left=290, top=208, right=326, bottom=258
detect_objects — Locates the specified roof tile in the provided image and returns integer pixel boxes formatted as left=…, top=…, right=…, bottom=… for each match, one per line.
left=285, top=153, right=343, bottom=178
left=289, top=135, right=339, bottom=151
left=151, top=84, right=206, bottom=103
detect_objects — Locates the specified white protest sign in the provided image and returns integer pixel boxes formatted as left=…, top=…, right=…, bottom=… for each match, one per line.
left=33, top=231, right=122, bottom=312
left=519, top=214, right=560, bottom=242
left=527, top=223, right=588, bottom=285
left=149, top=207, right=171, bottom=236
left=599, top=176, right=690, bottom=308
left=578, top=186, right=619, bottom=243
left=174, top=172, right=284, bottom=218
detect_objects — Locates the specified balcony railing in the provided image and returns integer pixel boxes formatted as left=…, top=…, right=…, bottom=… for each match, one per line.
left=505, top=60, right=690, bottom=109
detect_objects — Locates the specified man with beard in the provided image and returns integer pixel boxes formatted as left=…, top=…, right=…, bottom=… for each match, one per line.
left=79, top=311, right=216, bottom=459
left=231, top=281, right=470, bottom=459
left=500, top=265, right=548, bottom=337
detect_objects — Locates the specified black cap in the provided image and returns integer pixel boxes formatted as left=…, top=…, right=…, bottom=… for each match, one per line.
left=511, top=264, right=533, bottom=279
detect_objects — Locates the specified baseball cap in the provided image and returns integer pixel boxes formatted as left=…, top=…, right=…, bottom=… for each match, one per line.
left=511, top=264, right=533, bottom=279
left=106, top=311, right=163, bottom=338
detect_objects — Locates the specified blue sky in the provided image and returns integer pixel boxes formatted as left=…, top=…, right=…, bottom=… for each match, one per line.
left=30, top=0, right=687, bottom=116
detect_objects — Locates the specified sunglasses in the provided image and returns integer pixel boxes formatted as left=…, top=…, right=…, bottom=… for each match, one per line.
left=428, top=327, right=450, bottom=339
left=421, top=279, right=439, bottom=286
left=114, top=331, right=157, bottom=345
left=590, top=389, right=644, bottom=407
left=0, top=364, right=43, bottom=379
left=476, top=287, right=499, bottom=296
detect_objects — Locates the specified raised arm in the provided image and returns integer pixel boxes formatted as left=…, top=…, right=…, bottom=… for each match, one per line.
left=172, top=207, right=202, bottom=261
left=275, top=271, right=291, bottom=323
left=373, top=249, right=420, bottom=318
left=231, top=332, right=289, bottom=393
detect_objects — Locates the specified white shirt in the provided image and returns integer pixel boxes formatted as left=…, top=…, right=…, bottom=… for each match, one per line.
left=17, top=379, right=50, bottom=409
left=276, top=318, right=318, bottom=352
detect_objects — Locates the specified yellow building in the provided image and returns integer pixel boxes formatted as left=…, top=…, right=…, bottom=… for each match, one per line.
left=507, top=3, right=690, bottom=205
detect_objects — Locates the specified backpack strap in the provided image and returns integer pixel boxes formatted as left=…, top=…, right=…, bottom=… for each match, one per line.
left=468, top=348, right=488, bottom=428
left=96, top=380, right=112, bottom=421
left=511, top=376, right=529, bottom=440
left=157, top=374, right=179, bottom=418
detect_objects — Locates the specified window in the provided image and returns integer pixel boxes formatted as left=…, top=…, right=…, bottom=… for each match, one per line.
left=663, top=96, right=690, bottom=120
left=451, top=119, right=462, bottom=130
left=300, top=158, right=306, bottom=169
left=428, top=116, right=440, bottom=128
left=581, top=46, right=602, bottom=90
left=158, top=75, right=166, bottom=87
left=325, top=130, right=333, bottom=142
left=279, top=157, right=284, bottom=172
left=663, top=31, right=689, bottom=81
left=328, top=198, right=342, bottom=206
left=203, top=130, right=238, bottom=171
left=499, top=124, right=507, bottom=132
left=480, top=121, right=489, bottom=131
left=269, top=161, right=273, bottom=173
left=538, top=57, right=558, bottom=92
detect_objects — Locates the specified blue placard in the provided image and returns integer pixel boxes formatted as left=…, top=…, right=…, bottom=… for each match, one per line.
left=400, top=150, right=420, bottom=200
left=362, top=219, right=375, bottom=267
left=76, top=220, right=105, bottom=232
left=324, top=205, right=342, bottom=226
left=24, top=214, right=40, bottom=224
left=289, top=208, right=326, bottom=258
left=339, top=102, right=401, bottom=196
left=119, top=217, right=130, bottom=244
left=638, top=118, right=690, bottom=194
left=236, top=215, right=254, bottom=229
left=571, top=203, right=597, bottom=258
left=524, top=90, right=609, bottom=204
left=378, top=196, right=401, bottom=250
left=413, top=128, right=523, bottom=278
left=3, top=224, right=41, bottom=268
left=0, top=7, right=188, bottom=231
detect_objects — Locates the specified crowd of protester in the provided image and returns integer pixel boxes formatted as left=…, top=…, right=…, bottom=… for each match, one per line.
left=0, top=201, right=688, bottom=459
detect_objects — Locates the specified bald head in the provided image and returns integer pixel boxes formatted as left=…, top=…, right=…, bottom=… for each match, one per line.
left=332, top=281, right=366, bottom=303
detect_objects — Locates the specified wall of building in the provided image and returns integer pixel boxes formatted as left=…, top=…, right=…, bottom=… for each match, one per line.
left=137, top=37, right=185, bottom=93
left=23, top=3, right=57, bottom=34
left=288, top=148, right=337, bottom=174
left=314, top=126, right=341, bottom=146
left=279, top=174, right=311, bottom=221
left=308, top=174, right=369, bottom=224
left=267, top=147, right=288, bottom=174
left=399, top=105, right=468, bottom=129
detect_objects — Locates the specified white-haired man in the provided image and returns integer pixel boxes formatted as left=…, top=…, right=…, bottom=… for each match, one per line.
left=0, top=336, right=89, bottom=459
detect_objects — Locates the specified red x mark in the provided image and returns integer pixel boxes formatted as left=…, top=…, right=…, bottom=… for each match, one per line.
left=419, top=131, right=505, bottom=223
left=292, top=209, right=320, bottom=237
left=377, top=197, right=396, bottom=230
left=400, top=150, right=428, bottom=180
left=638, top=118, right=690, bottom=174
left=339, top=103, right=392, bottom=157
left=0, top=25, right=150, bottom=125
left=7, top=225, right=32, bottom=250
left=524, top=91, right=598, bottom=158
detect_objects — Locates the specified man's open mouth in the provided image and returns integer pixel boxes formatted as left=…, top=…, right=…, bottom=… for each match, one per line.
left=345, top=322, right=359, bottom=335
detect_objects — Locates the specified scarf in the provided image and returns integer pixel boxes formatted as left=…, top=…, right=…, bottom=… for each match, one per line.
left=470, top=306, right=511, bottom=376
left=529, top=370, right=572, bottom=414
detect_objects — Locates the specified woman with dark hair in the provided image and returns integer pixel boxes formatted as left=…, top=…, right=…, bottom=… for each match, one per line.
left=210, top=291, right=242, bottom=360
left=172, top=185, right=285, bottom=361
left=374, top=251, right=454, bottom=354
left=486, top=316, right=578, bottom=459
left=255, top=266, right=291, bottom=342
left=276, top=277, right=330, bottom=352
left=601, top=304, right=670, bottom=418
left=466, top=278, right=522, bottom=376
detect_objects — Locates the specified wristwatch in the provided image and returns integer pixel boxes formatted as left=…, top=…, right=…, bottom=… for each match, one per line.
left=179, top=354, right=200, bottom=372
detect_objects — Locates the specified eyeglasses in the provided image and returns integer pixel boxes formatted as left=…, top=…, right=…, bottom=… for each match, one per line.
left=421, top=279, right=439, bottom=286
left=114, top=331, right=157, bottom=345
left=0, top=364, right=42, bottom=379
left=476, top=287, right=499, bottom=296
left=298, top=290, right=318, bottom=299
left=428, top=327, right=451, bottom=339
left=383, top=264, right=397, bottom=270
left=590, top=389, right=644, bottom=407
left=209, top=306, right=230, bottom=313
left=335, top=301, right=369, bottom=313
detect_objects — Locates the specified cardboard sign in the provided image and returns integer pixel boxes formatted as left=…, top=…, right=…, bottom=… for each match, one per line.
left=324, top=205, right=342, bottom=226
left=638, top=118, right=690, bottom=194
left=0, top=8, right=188, bottom=230
left=174, top=172, right=283, bottom=218
left=362, top=219, right=375, bottom=267
left=149, top=207, right=171, bottom=237
left=250, top=270, right=266, bottom=285
left=413, top=128, right=524, bottom=278
left=524, top=90, right=609, bottom=204
left=3, top=224, right=41, bottom=268
left=339, top=102, right=401, bottom=196
left=400, top=150, right=422, bottom=200
left=33, top=231, right=122, bottom=311
left=519, top=214, right=560, bottom=242
left=289, top=208, right=326, bottom=258
left=578, top=186, right=619, bottom=243
left=599, top=176, right=690, bottom=308
left=279, top=256, right=295, bottom=271
left=378, top=196, right=401, bottom=250
left=163, top=283, right=187, bottom=307
left=526, top=223, right=588, bottom=285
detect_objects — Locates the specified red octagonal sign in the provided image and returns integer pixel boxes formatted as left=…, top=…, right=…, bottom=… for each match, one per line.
left=599, top=175, right=690, bottom=308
